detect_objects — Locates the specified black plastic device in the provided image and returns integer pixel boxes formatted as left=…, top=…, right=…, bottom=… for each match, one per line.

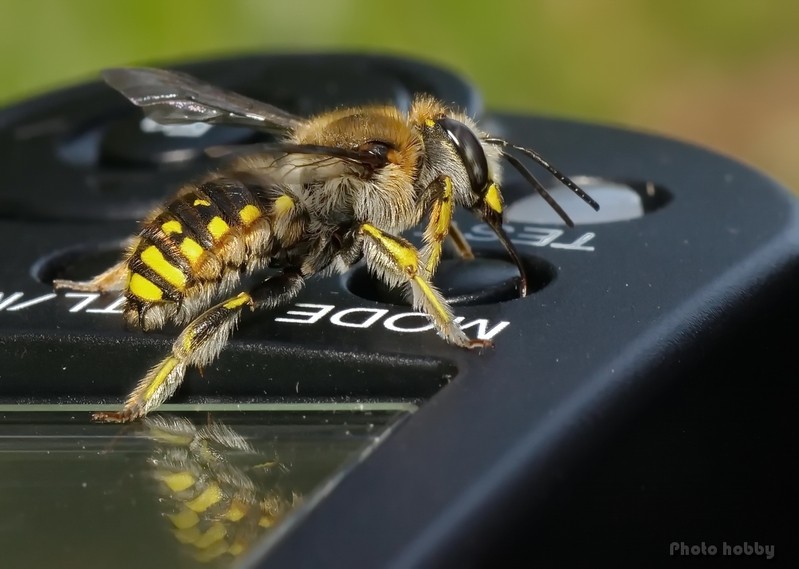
left=1, top=54, right=797, bottom=567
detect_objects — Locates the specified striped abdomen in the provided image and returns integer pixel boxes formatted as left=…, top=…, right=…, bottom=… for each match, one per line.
left=124, top=173, right=304, bottom=329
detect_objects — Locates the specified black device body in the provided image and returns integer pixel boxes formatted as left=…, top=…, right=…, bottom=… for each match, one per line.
left=0, top=54, right=796, bottom=567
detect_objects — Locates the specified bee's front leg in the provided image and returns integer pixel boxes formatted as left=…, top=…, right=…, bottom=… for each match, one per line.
left=419, top=176, right=475, bottom=278
left=419, top=175, right=454, bottom=278
left=93, top=269, right=305, bottom=423
left=359, top=223, right=491, bottom=350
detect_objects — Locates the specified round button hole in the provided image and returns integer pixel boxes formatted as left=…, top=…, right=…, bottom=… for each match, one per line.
left=506, top=177, right=671, bottom=225
left=345, top=254, right=556, bottom=307
left=32, top=242, right=126, bottom=285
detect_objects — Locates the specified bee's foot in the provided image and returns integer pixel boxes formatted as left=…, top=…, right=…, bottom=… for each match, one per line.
left=466, top=338, right=494, bottom=350
left=92, top=408, right=140, bottom=423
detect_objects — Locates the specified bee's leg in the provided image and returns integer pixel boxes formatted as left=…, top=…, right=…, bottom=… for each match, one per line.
left=52, top=237, right=137, bottom=292
left=446, top=221, right=475, bottom=260
left=420, top=176, right=455, bottom=277
left=52, top=259, right=129, bottom=292
left=469, top=181, right=528, bottom=297
left=419, top=177, right=475, bottom=275
left=93, top=269, right=305, bottom=423
left=359, top=223, right=491, bottom=349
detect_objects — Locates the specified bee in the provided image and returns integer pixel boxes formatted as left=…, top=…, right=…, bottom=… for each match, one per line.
left=54, top=67, right=599, bottom=422
left=142, top=416, right=299, bottom=563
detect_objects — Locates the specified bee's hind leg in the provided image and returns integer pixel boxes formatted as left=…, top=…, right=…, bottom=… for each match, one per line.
left=52, top=259, right=129, bottom=293
left=52, top=237, right=139, bottom=292
left=93, top=268, right=305, bottom=423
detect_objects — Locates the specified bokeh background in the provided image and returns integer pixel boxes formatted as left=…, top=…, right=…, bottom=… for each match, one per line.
left=2, top=0, right=797, bottom=191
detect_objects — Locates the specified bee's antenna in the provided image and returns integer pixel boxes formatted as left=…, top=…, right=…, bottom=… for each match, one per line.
left=485, top=138, right=600, bottom=212
left=501, top=151, right=575, bottom=228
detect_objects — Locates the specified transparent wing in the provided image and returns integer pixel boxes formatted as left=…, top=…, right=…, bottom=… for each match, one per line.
left=102, top=67, right=304, bottom=133
left=209, top=142, right=391, bottom=185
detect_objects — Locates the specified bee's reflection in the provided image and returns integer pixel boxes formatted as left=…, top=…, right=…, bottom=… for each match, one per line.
left=140, top=415, right=300, bottom=564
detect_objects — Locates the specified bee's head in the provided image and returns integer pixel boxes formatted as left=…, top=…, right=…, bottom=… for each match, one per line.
left=414, top=101, right=600, bottom=299
left=421, top=115, right=526, bottom=293
left=433, top=116, right=504, bottom=225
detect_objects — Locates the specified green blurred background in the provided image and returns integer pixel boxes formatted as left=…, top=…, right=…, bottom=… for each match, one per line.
left=2, top=0, right=797, bottom=191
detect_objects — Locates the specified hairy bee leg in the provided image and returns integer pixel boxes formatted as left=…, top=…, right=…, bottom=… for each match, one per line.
left=52, top=237, right=138, bottom=292
left=52, top=259, right=129, bottom=292
left=420, top=176, right=455, bottom=277
left=359, top=223, right=491, bottom=349
left=93, top=269, right=305, bottom=423
left=419, top=177, right=473, bottom=276
left=445, top=221, right=475, bottom=260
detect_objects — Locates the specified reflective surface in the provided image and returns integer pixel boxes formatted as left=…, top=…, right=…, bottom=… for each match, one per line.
left=0, top=407, right=413, bottom=568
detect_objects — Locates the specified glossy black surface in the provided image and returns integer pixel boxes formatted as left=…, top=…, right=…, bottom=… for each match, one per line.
left=0, top=410, right=411, bottom=569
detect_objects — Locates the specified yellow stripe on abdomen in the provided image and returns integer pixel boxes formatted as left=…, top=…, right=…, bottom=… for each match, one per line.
left=179, top=238, right=205, bottom=267
left=161, top=220, right=183, bottom=235
left=239, top=204, right=261, bottom=224
left=140, top=245, right=187, bottom=290
left=129, top=273, right=164, bottom=301
left=207, top=216, right=230, bottom=240
left=273, top=195, right=294, bottom=217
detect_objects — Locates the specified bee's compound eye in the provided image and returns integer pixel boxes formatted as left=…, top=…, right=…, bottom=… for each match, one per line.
left=436, top=117, right=489, bottom=193
left=358, top=140, right=394, bottom=161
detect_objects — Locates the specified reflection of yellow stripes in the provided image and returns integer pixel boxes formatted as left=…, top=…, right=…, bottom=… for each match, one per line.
left=168, top=508, right=200, bottom=529
left=159, top=471, right=195, bottom=493
left=174, top=526, right=202, bottom=544
left=141, top=246, right=187, bottom=289
left=186, top=484, right=223, bottom=512
left=224, top=499, right=249, bottom=521
left=194, top=522, right=227, bottom=549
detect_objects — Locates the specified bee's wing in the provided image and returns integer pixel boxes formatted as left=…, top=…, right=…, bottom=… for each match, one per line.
left=209, top=143, right=390, bottom=185
left=102, top=67, right=304, bottom=133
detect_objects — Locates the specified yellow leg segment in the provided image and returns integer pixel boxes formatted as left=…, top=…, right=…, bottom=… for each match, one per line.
left=420, top=176, right=454, bottom=278
left=360, top=223, right=491, bottom=350
left=93, top=294, right=250, bottom=423
left=93, top=273, right=304, bottom=423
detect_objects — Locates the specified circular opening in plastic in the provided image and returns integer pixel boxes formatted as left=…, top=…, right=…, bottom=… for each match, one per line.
left=345, top=254, right=556, bottom=307
left=506, top=177, right=672, bottom=226
left=32, top=242, right=125, bottom=285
